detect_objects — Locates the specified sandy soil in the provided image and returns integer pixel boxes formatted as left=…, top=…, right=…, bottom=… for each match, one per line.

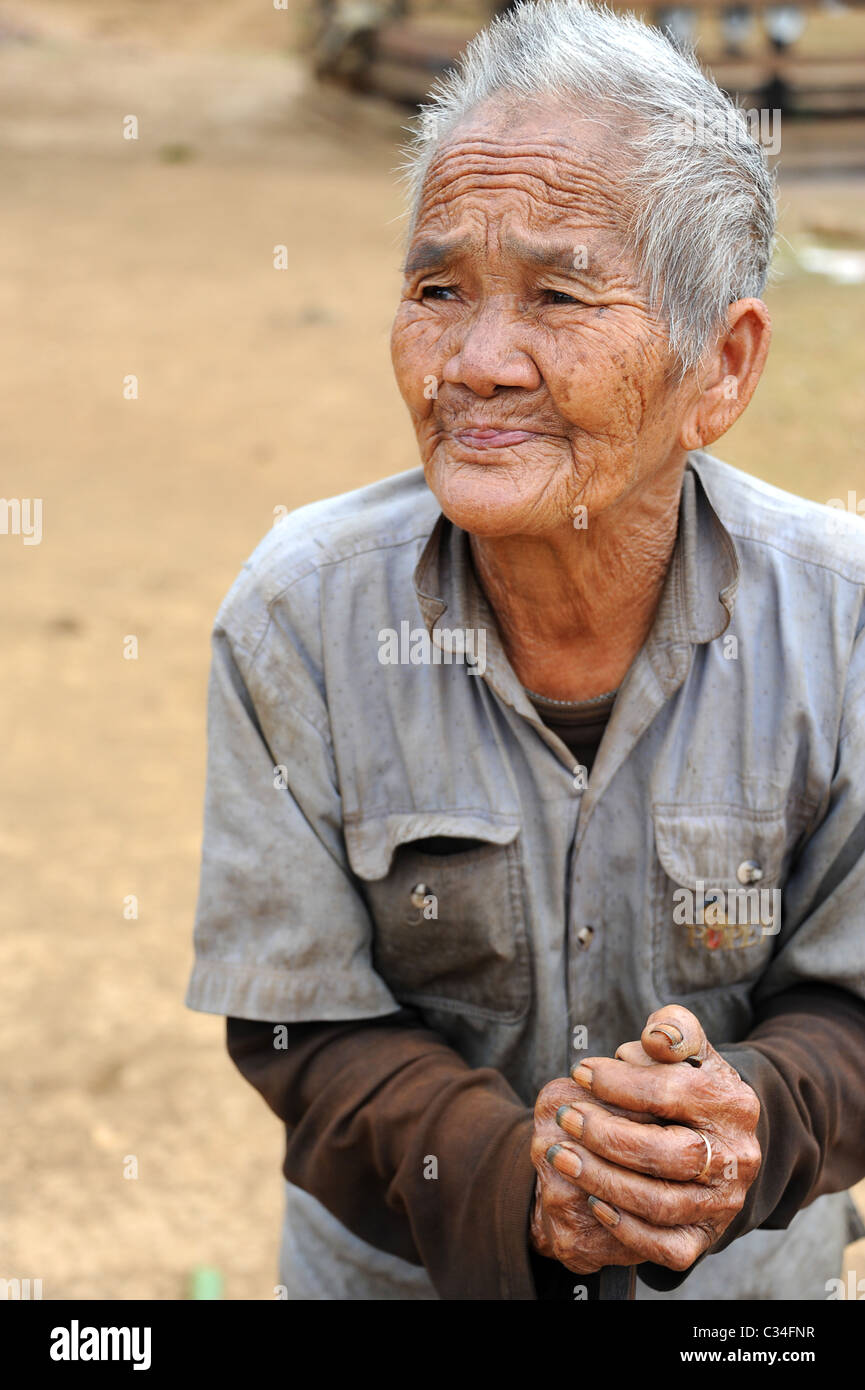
left=1, top=1, right=863, bottom=1299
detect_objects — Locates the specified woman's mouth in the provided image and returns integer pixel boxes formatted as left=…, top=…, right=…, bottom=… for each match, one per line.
left=452, top=427, right=537, bottom=450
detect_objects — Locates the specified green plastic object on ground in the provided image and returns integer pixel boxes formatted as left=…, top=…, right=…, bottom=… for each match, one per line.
left=189, top=1266, right=223, bottom=1300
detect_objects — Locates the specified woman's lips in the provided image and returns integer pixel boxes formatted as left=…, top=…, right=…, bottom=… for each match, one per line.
left=452, top=427, right=536, bottom=450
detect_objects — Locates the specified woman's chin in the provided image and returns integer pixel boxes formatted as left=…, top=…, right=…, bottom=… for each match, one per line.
left=423, top=459, right=556, bottom=538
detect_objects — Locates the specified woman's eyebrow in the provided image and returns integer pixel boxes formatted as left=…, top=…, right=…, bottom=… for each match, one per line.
left=402, top=233, right=600, bottom=278
left=500, top=232, right=588, bottom=274
left=402, top=237, right=470, bottom=276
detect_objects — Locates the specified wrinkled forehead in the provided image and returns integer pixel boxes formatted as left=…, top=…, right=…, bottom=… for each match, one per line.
left=411, top=94, right=636, bottom=246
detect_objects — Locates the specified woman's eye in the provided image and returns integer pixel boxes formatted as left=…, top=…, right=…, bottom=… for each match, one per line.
left=420, top=284, right=456, bottom=300
left=546, top=290, right=584, bottom=305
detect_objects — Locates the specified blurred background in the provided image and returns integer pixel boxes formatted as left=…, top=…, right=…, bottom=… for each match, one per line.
left=2, top=0, right=863, bottom=1300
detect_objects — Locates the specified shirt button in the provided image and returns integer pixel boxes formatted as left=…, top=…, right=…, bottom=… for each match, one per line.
left=737, top=860, right=763, bottom=885
left=576, top=925, right=595, bottom=950
left=410, top=883, right=430, bottom=910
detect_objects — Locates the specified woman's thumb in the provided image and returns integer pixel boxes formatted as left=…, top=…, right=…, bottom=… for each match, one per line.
left=641, top=1004, right=708, bottom=1064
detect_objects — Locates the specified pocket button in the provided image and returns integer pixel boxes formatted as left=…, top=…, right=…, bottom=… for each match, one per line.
left=736, top=860, right=763, bottom=885
left=410, top=882, right=431, bottom=909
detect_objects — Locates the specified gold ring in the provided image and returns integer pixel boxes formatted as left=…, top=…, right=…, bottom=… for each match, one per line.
left=695, top=1129, right=713, bottom=1183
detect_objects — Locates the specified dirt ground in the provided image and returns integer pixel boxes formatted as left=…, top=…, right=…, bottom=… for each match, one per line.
left=1, top=1, right=863, bottom=1300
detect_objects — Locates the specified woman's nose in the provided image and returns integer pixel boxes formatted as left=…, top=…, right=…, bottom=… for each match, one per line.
left=442, top=300, right=541, bottom=396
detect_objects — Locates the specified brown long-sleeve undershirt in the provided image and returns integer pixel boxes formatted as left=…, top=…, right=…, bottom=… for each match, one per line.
left=226, top=983, right=865, bottom=1300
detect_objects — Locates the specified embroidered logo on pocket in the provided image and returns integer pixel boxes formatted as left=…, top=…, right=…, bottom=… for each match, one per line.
left=650, top=803, right=788, bottom=995
left=672, top=881, right=782, bottom=946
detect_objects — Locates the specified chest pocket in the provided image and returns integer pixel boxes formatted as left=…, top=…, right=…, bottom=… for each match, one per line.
left=650, top=804, right=787, bottom=998
left=349, top=819, right=530, bottom=1021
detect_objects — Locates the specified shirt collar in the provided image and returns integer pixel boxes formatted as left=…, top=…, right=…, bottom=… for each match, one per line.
left=678, top=452, right=740, bottom=644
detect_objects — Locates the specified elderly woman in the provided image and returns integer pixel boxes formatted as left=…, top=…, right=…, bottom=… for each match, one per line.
left=186, top=1, right=865, bottom=1300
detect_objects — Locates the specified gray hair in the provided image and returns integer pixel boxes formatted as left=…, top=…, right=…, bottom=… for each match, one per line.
left=399, top=0, right=776, bottom=375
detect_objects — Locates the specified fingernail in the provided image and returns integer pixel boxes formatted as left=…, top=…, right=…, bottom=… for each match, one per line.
left=556, top=1104, right=584, bottom=1138
left=649, top=1023, right=683, bottom=1048
left=587, top=1195, right=620, bottom=1229
left=546, top=1144, right=582, bottom=1177
left=571, top=1065, right=593, bottom=1090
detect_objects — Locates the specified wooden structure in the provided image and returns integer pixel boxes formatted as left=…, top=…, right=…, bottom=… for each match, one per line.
left=311, top=0, right=865, bottom=117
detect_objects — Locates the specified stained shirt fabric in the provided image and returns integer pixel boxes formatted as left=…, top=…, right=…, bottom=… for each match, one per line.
left=187, top=450, right=865, bottom=1300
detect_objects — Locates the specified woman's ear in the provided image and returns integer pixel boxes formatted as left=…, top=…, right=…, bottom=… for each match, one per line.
left=679, top=299, right=772, bottom=452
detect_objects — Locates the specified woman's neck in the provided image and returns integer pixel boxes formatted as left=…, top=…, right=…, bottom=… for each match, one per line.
left=469, top=469, right=684, bottom=701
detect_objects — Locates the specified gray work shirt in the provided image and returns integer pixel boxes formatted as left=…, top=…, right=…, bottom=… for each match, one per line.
left=186, top=450, right=865, bottom=1300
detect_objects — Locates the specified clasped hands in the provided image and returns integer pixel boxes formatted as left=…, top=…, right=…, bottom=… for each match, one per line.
left=530, top=1005, right=762, bottom=1274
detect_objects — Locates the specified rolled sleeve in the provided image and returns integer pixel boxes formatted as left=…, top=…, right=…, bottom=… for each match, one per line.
left=185, top=613, right=398, bottom=1023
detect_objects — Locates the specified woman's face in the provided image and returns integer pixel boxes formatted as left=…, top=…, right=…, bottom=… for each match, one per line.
left=391, top=97, right=694, bottom=539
